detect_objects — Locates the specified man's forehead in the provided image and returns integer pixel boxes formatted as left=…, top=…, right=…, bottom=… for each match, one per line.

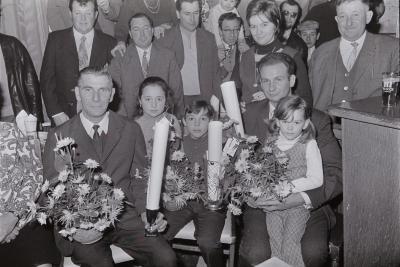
left=181, top=2, right=200, bottom=12
left=282, top=3, right=298, bottom=11
left=130, top=17, right=151, bottom=28
left=72, top=1, right=95, bottom=11
left=260, top=62, right=289, bottom=75
left=79, top=74, right=112, bottom=87
left=222, top=19, right=240, bottom=28
left=337, top=0, right=368, bottom=11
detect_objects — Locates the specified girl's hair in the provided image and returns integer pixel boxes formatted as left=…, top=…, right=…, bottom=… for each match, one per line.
left=134, top=76, right=174, bottom=117
left=246, top=0, right=282, bottom=36
left=184, top=100, right=214, bottom=119
left=267, top=95, right=315, bottom=143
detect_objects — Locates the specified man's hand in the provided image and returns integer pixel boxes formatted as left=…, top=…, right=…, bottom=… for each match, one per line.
left=3, top=225, right=20, bottom=243
left=217, top=45, right=226, bottom=61
left=0, top=212, right=19, bottom=243
left=97, top=0, right=110, bottom=14
left=111, top=41, right=127, bottom=58
left=246, top=193, right=305, bottom=212
left=252, top=91, right=266, bottom=102
left=141, top=211, right=168, bottom=233
left=238, top=40, right=250, bottom=53
left=153, top=23, right=172, bottom=39
left=53, top=112, right=69, bottom=126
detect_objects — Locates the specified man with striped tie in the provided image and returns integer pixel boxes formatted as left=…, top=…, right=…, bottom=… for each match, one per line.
left=41, top=0, right=116, bottom=126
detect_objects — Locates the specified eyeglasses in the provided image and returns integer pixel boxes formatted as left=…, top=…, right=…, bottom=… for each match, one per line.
left=222, top=28, right=240, bottom=34
left=282, top=10, right=298, bottom=19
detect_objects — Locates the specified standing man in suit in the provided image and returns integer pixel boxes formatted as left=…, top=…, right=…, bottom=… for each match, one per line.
left=43, top=66, right=177, bottom=267
left=109, top=13, right=184, bottom=119
left=309, top=0, right=399, bottom=112
left=41, top=0, right=117, bottom=126
left=217, top=12, right=243, bottom=98
left=239, top=53, right=342, bottom=267
left=156, top=0, right=222, bottom=105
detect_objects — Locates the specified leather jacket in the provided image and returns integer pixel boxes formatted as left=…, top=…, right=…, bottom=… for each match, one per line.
left=0, top=33, right=43, bottom=121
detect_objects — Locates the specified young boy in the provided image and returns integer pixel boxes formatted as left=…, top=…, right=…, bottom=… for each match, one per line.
left=297, top=20, right=320, bottom=66
left=162, top=100, right=226, bottom=267
left=204, top=0, right=248, bottom=53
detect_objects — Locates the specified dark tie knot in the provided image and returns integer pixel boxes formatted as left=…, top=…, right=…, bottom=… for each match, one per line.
left=93, top=125, right=100, bottom=139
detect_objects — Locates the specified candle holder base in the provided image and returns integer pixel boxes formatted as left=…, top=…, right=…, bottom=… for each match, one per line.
left=206, top=200, right=223, bottom=211
left=145, top=209, right=159, bottom=237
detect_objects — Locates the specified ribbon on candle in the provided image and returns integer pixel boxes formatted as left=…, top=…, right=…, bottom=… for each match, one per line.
left=146, top=117, right=170, bottom=210
left=207, top=121, right=223, bottom=202
left=220, top=81, right=245, bottom=137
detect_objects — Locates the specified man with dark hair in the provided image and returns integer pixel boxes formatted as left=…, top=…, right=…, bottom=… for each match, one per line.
left=278, top=0, right=308, bottom=63
left=239, top=52, right=342, bottom=267
left=41, top=0, right=117, bottom=126
left=310, top=0, right=399, bottom=112
left=109, top=13, right=184, bottom=118
left=217, top=12, right=243, bottom=95
left=43, top=66, right=177, bottom=267
left=297, top=20, right=320, bottom=65
left=156, top=0, right=222, bottom=105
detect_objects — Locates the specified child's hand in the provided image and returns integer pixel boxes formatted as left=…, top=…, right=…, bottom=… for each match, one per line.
left=238, top=39, right=250, bottom=53
left=252, top=91, right=266, bottom=102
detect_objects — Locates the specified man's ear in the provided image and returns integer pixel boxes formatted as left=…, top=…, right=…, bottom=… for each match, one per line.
left=366, top=10, right=373, bottom=24
left=303, top=118, right=310, bottom=130
left=289, top=74, right=296, bottom=88
left=316, top=32, right=320, bottom=40
left=74, top=86, right=81, bottom=102
left=109, top=88, right=115, bottom=103
left=176, top=10, right=180, bottom=19
left=182, top=118, right=187, bottom=126
left=334, top=16, right=339, bottom=24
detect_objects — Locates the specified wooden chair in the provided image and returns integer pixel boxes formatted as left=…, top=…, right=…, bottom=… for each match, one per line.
left=63, top=212, right=236, bottom=267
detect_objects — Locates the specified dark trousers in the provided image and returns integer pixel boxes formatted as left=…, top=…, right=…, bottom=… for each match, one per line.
left=163, top=201, right=226, bottom=267
left=55, top=224, right=177, bottom=267
left=238, top=206, right=330, bottom=267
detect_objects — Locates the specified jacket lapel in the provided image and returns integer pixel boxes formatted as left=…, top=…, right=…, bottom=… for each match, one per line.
left=89, top=30, right=101, bottom=66
left=196, top=30, right=204, bottom=71
left=66, top=28, right=80, bottom=71
left=101, top=111, right=123, bottom=164
left=71, top=116, right=100, bottom=162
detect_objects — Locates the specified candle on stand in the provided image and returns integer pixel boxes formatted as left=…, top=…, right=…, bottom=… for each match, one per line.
left=146, top=117, right=170, bottom=210
left=207, top=121, right=222, bottom=203
left=220, top=81, right=245, bottom=137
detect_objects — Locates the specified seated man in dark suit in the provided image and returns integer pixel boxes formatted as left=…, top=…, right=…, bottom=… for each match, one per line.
left=43, top=66, right=177, bottom=267
left=217, top=12, right=243, bottom=98
left=239, top=52, right=342, bottom=267
left=41, top=0, right=117, bottom=126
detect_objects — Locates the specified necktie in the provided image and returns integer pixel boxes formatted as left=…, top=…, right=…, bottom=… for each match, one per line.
left=142, top=51, right=149, bottom=77
left=92, top=125, right=102, bottom=156
left=346, top=42, right=359, bottom=71
left=78, top=35, right=88, bottom=70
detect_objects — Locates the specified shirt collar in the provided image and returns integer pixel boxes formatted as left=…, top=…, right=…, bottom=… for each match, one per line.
left=268, top=101, right=276, bottom=119
left=180, top=25, right=197, bottom=38
left=73, top=28, right=95, bottom=42
left=340, top=30, right=366, bottom=48
left=222, top=40, right=236, bottom=50
left=80, top=111, right=109, bottom=138
left=136, top=44, right=152, bottom=57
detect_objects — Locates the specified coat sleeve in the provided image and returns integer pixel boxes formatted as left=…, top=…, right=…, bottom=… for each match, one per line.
left=293, top=51, right=313, bottom=107
left=168, top=54, right=185, bottom=119
left=114, top=0, right=135, bottom=42
left=40, top=33, right=63, bottom=117
left=306, top=111, right=342, bottom=209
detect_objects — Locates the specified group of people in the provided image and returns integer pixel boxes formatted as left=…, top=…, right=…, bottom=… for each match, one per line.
left=0, top=0, right=398, bottom=266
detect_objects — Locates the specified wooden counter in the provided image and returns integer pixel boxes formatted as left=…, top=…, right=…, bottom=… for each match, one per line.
left=329, top=97, right=400, bottom=267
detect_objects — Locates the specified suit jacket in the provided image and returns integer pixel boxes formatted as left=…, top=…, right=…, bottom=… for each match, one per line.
left=0, top=33, right=43, bottom=121
left=109, top=43, right=184, bottom=118
left=310, top=32, right=400, bottom=111
left=40, top=28, right=117, bottom=118
left=285, top=30, right=308, bottom=64
left=156, top=25, right=222, bottom=102
left=240, top=44, right=313, bottom=106
left=43, top=111, right=148, bottom=230
left=243, top=100, right=342, bottom=224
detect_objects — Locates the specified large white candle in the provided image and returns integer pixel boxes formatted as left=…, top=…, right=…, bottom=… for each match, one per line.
left=220, top=81, right=245, bottom=137
left=208, top=121, right=223, bottom=162
left=207, top=121, right=222, bottom=201
left=146, top=117, right=170, bottom=210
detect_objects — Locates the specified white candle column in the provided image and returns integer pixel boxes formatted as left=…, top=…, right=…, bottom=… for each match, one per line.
left=221, top=81, right=245, bottom=137
left=207, top=121, right=222, bottom=202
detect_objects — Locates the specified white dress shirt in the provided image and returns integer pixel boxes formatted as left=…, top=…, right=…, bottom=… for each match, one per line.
left=80, top=112, right=109, bottom=138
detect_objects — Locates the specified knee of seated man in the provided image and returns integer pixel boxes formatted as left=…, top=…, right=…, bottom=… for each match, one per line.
left=196, top=235, right=222, bottom=251
left=239, top=243, right=270, bottom=266
left=302, top=242, right=329, bottom=267
left=150, top=244, right=177, bottom=267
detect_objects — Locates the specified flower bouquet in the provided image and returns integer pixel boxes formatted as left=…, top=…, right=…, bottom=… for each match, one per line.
left=225, top=136, right=290, bottom=215
left=36, top=135, right=125, bottom=244
left=162, top=150, right=206, bottom=211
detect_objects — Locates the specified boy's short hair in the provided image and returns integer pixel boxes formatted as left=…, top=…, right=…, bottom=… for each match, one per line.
left=184, top=100, right=214, bottom=119
left=218, top=12, right=243, bottom=30
left=257, top=52, right=296, bottom=76
left=69, top=0, right=98, bottom=12
left=297, top=20, right=319, bottom=33
left=176, top=0, right=201, bottom=11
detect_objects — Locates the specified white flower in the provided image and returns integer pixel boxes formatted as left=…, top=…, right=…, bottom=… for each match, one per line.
left=77, top=196, right=84, bottom=204
left=52, top=184, right=66, bottom=199
left=240, top=149, right=250, bottom=160
left=58, top=169, right=70, bottom=182
left=37, top=212, right=48, bottom=225
left=250, top=187, right=263, bottom=198
left=263, top=145, right=273, bottom=154
left=93, top=174, right=100, bottom=180
left=27, top=201, right=37, bottom=214
left=83, top=159, right=99, bottom=169
left=41, top=180, right=50, bottom=192
left=59, top=227, right=77, bottom=237
left=134, top=168, right=142, bottom=179
left=169, top=131, right=177, bottom=141
left=252, top=163, right=263, bottom=170
left=171, top=150, right=185, bottom=162
left=77, top=184, right=90, bottom=195
left=113, top=188, right=125, bottom=201
left=246, top=136, right=258, bottom=144
left=47, top=197, right=55, bottom=209
left=221, top=153, right=230, bottom=166
left=193, top=162, right=200, bottom=175
left=54, top=137, right=75, bottom=151
left=235, top=158, right=248, bottom=173
left=228, top=203, right=242, bottom=216
left=100, top=173, right=112, bottom=184
left=94, top=219, right=110, bottom=232
left=73, top=174, right=85, bottom=183
left=79, top=221, right=94, bottom=229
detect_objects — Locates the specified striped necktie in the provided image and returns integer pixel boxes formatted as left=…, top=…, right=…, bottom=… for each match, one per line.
left=78, top=35, right=89, bottom=70
left=142, top=50, right=149, bottom=77
left=346, top=42, right=359, bottom=71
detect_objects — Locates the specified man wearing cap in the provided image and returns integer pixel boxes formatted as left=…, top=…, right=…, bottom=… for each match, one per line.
left=309, top=0, right=399, bottom=112
left=297, top=20, right=320, bottom=66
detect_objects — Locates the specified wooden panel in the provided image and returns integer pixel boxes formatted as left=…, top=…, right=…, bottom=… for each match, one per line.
left=342, top=119, right=400, bottom=267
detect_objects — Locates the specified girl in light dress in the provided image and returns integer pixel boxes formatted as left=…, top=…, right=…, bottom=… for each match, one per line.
left=134, top=76, right=182, bottom=157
